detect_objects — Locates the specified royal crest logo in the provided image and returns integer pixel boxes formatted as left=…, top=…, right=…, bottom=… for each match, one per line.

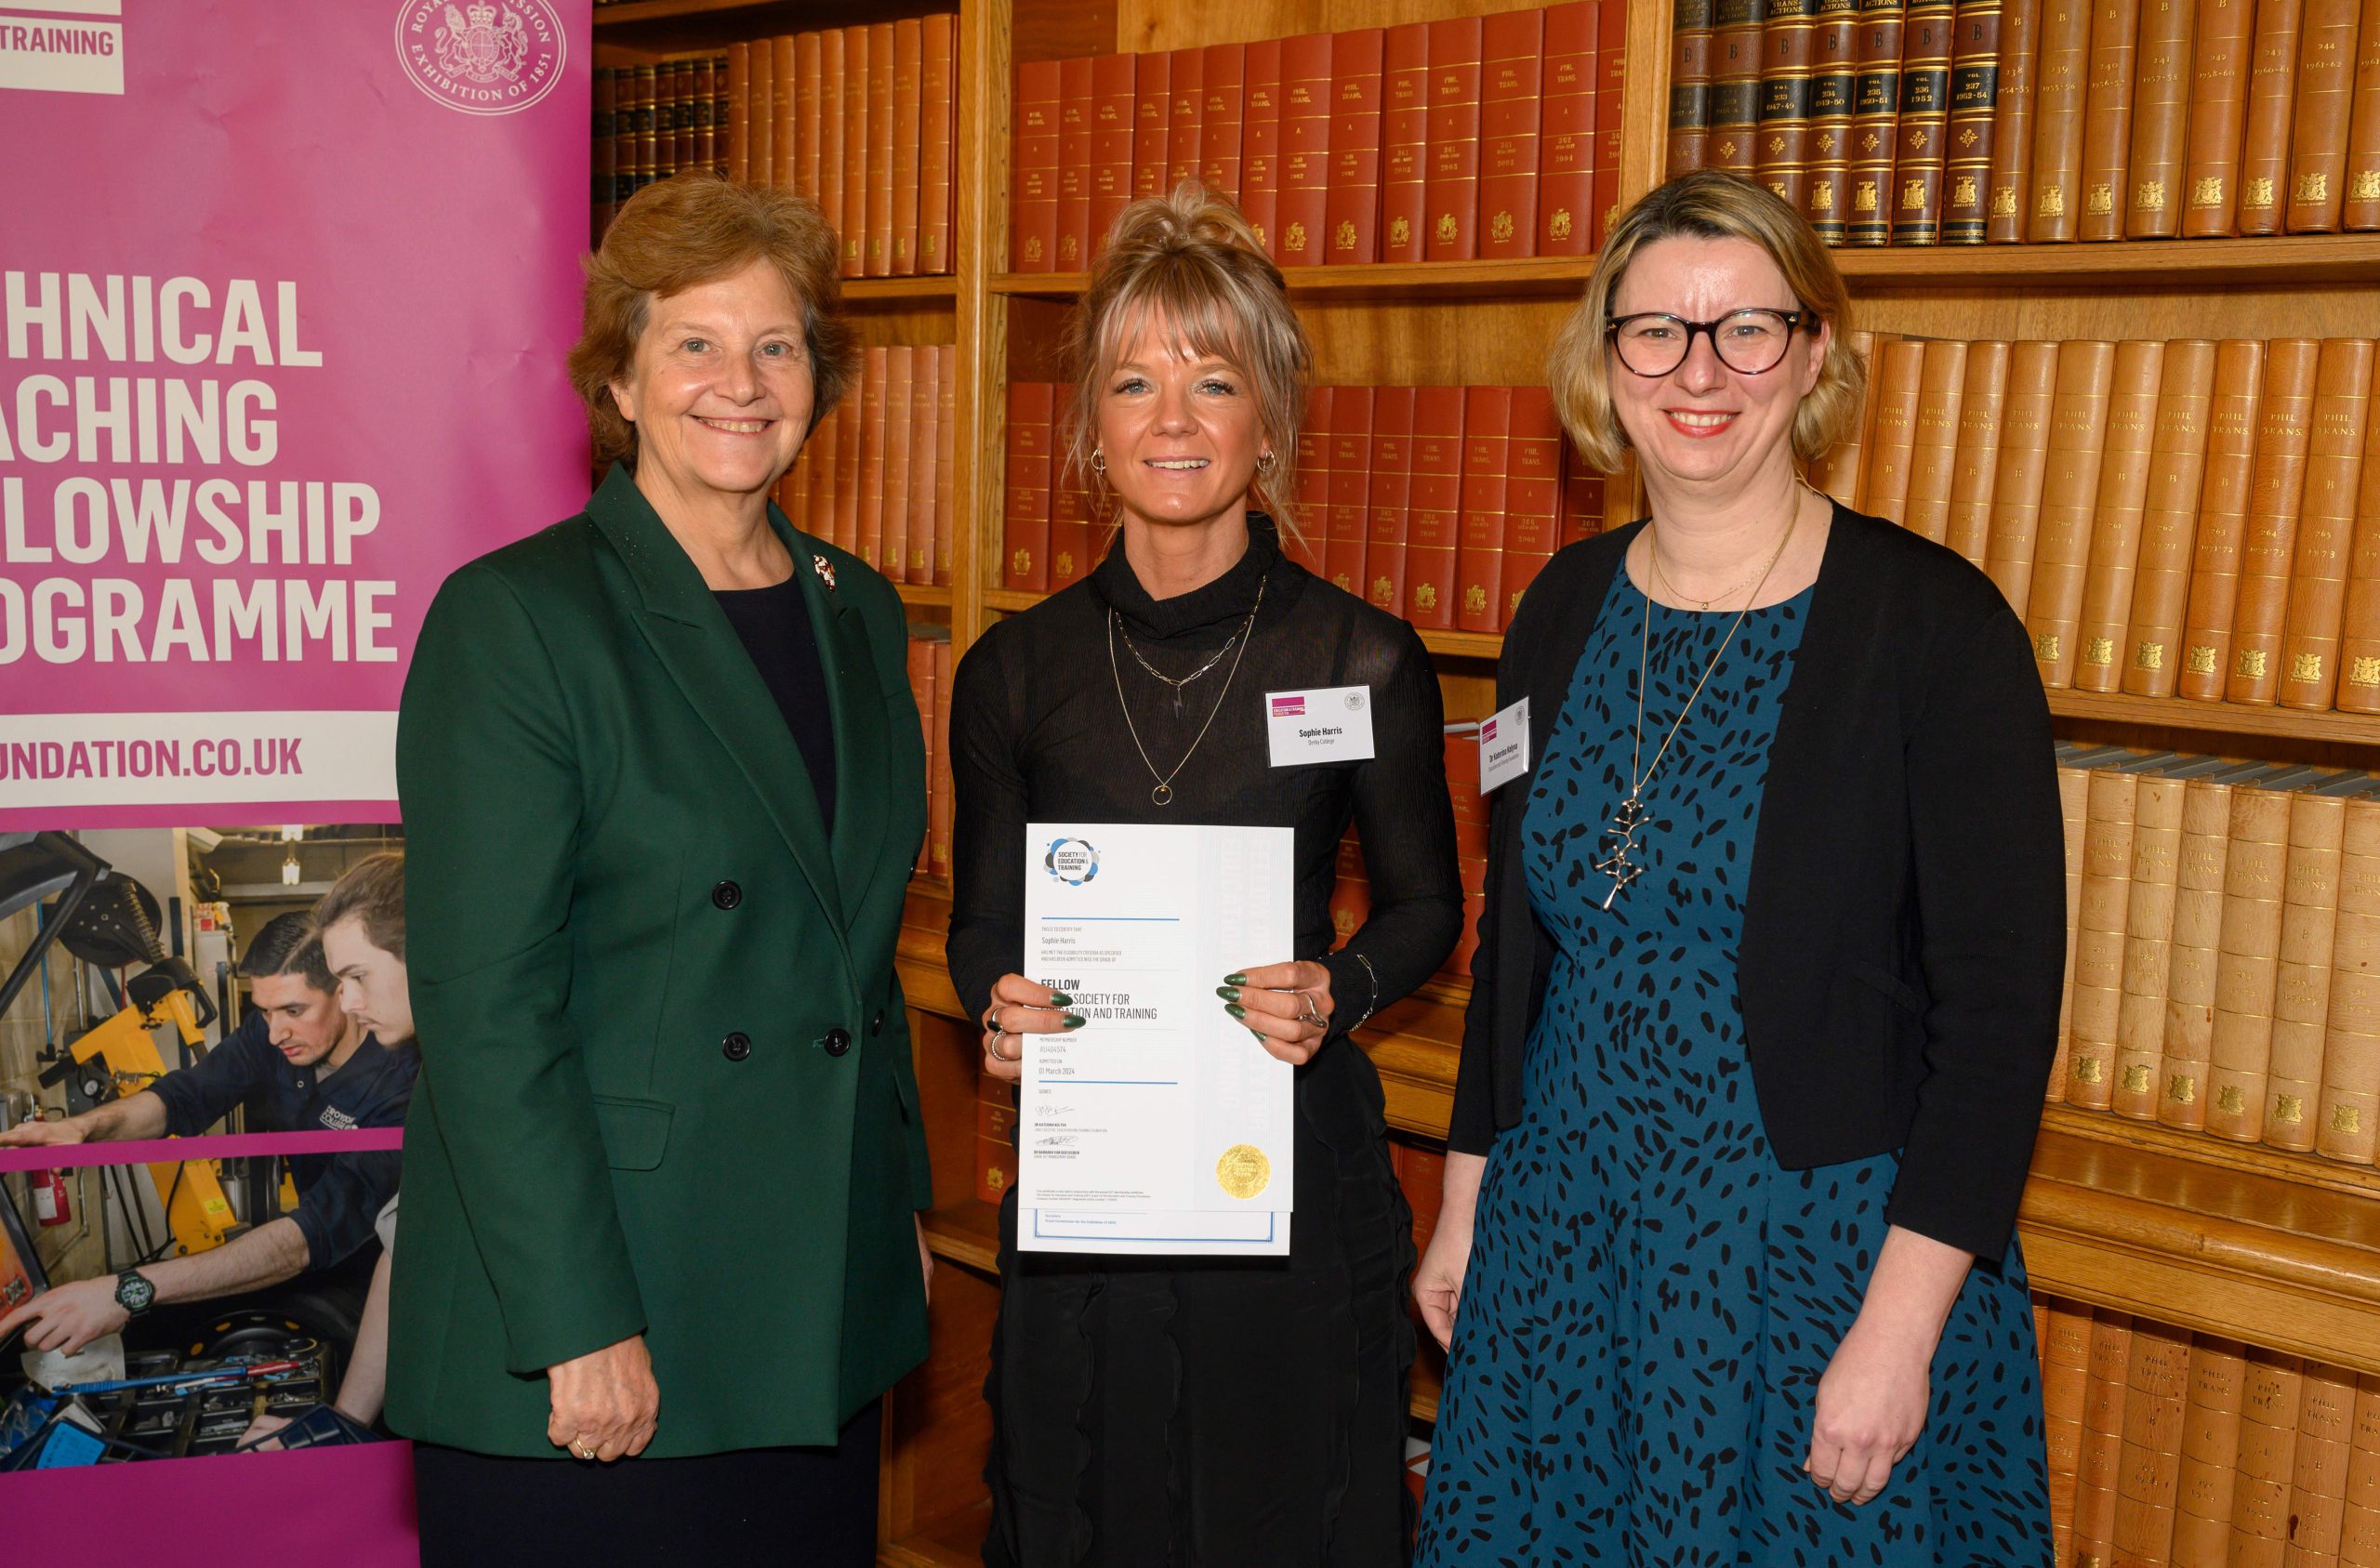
left=1435, top=213, right=1458, bottom=244
left=2134, top=639, right=2164, bottom=670
left=1012, top=547, right=1033, bottom=577
left=1370, top=575, right=1395, bottom=607
left=1335, top=218, right=1358, bottom=251
left=1023, top=235, right=1044, bottom=263
left=2185, top=644, right=2217, bottom=675
left=1389, top=216, right=1410, bottom=245
left=1463, top=585, right=1487, bottom=615
left=2135, top=179, right=2166, bottom=211
left=1990, top=186, right=2017, bottom=217
left=2086, top=182, right=2113, bottom=216
left=1810, top=183, right=1834, bottom=211
left=2082, top=637, right=2113, bottom=666
left=2245, top=176, right=2274, bottom=206
left=396, top=0, right=565, bottom=117
left=1489, top=211, right=1515, bottom=243
left=1952, top=175, right=1977, bottom=207
left=2350, top=655, right=2380, bottom=687
left=2296, top=172, right=2327, bottom=204
left=1412, top=583, right=1437, bottom=613
left=2234, top=648, right=2267, bottom=679
left=2291, top=652, right=2323, bottom=682
left=2191, top=176, right=2224, bottom=206
left=1548, top=208, right=1574, bottom=241
left=1285, top=220, right=1308, bottom=254
left=2356, top=172, right=2380, bottom=202
left=2038, top=186, right=2065, bottom=217
left=1901, top=178, right=1925, bottom=210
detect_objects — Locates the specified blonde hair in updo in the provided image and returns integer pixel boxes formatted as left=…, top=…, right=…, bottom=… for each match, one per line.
left=1062, top=183, right=1316, bottom=540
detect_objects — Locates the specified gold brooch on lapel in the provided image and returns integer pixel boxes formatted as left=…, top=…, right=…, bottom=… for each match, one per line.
left=812, top=554, right=837, bottom=590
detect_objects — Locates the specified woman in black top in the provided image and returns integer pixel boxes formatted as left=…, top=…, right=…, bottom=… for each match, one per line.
left=1411, top=173, right=2061, bottom=1563
left=946, top=185, right=1462, bottom=1565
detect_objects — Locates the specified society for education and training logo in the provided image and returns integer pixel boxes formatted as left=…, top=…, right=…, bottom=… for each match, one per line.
left=1043, top=837, right=1099, bottom=886
left=394, top=0, right=566, bottom=117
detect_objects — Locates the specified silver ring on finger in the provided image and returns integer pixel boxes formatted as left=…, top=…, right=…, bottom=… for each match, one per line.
left=988, top=1027, right=1016, bottom=1062
left=1297, top=991, right=1325, bottom=1030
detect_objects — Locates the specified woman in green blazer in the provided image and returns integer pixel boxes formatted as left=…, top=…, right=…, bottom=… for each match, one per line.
left=388, top=175, right=933, bottom=1565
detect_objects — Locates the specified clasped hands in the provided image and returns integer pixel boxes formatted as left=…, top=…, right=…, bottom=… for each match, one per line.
left=978, top=960, right=1335, bottom=1082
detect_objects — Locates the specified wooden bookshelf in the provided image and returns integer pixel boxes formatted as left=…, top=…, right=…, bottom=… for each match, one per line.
left=598, top=0, right=2380, bottom=1558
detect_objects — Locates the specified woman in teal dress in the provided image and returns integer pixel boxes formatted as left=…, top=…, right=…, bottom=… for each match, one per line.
left=1413, top=172, right=2064, bottom=1565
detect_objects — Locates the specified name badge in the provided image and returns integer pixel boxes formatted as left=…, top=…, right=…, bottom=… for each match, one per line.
left=1265, top=686, right=1377, bottom=767
left=1479, top=697, right=1530, bottom=793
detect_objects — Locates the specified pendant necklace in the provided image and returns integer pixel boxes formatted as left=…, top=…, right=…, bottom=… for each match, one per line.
left=1108, top=572, right=1268, bottom=807
left=1117, top=623, right=1243, bottom=718
left=1594, top=497, right=1801, bottom=911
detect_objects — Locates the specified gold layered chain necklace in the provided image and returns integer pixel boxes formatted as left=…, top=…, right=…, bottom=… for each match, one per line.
left=1592, top=498, right=1802, bottom=911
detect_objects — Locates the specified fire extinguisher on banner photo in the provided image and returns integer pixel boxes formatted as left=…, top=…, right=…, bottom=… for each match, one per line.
left=32, top=1113, right=73, bottom=1228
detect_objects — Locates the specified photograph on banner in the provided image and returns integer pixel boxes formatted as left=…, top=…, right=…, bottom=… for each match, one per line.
left=0, top=824, right=413, bottom=1467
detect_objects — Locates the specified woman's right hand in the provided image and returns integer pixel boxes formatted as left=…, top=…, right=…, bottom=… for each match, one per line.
left=1413, top=1151, right=1488, bottom=1351
left=978, top=974, right=1085, bottom=1084
left=547, top=1334, right=659, bottom=1463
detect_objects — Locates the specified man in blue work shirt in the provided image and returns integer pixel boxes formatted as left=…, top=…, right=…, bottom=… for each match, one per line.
left=0, top=913, right=415, bottom=1355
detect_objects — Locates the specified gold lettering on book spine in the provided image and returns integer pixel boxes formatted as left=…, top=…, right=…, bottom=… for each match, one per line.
left=2134, top=640, right=2165, bottom=669
left=2348, top=655, right=2380, bottom=687
left=2291, top=652, right=2322, bottom=681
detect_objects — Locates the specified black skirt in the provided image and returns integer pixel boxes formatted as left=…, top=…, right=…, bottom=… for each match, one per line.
left=411, top=1401, right=880, bottom=1566
left=982, top=1044, right=1419, bottom=1568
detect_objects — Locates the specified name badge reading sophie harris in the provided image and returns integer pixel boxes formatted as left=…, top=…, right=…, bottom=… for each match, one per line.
left=1265, top=686, right=1377, bottom=767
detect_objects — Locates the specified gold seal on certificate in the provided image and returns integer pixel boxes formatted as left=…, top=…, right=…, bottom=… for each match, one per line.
left=1215, top=1144, right=1272, bottom=1200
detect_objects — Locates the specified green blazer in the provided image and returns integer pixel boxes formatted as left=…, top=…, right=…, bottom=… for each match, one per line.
left=385, top=464, right=933, bottom=1457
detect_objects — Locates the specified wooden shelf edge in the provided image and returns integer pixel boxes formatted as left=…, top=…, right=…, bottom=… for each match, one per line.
left=880, top=1498, right=993, bottom=1568
left=2044, top=687, right=2380, bottom=746
left=844, top=276, right=962, bottom=303
left=993, top=256, right=1598, bottom=301
left=896, top=583, right=956, bottom=608
left=1836, top=233, right=2380, bottom=287
left=983, top=587, right=1043, bottom=613
left=2036, top=1103, right=2380, bottom=1205
left=919, top=1201, right=1001, bottom=1273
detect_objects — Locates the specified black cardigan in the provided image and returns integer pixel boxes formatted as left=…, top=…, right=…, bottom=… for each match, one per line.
left=1450, top=504, right=2066, bottom=1260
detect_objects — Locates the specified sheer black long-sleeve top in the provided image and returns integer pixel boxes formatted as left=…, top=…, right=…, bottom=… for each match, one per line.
left=945, top=516, right=1462, bottom=1164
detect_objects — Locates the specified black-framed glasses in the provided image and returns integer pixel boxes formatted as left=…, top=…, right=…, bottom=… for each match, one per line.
left=1605, top=309, right=1812, bottom=376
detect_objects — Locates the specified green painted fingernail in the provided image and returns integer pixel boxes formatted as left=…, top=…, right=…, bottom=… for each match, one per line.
left=1047, top=992, right=1073, bottom=1008
left=1224, top=1002, right=1247, bottom=1020
left=1250, top=1027, right=1267, bottom=1042
left=1062, top=1013, right=1087, bottom=1029
left=1223, top=972, right=1248, bottom=986
left=1216, top=983, right=1241, bottom=1002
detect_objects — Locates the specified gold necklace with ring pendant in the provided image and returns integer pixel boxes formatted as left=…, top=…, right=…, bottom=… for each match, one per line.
left=1593, top=492, right=1803, bottom=910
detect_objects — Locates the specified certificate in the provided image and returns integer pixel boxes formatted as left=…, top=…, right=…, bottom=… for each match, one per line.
left=1020, top=822, right=1296, bottom=1256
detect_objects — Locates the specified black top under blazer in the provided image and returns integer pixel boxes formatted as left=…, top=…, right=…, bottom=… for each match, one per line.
left=1450, top=503, right=2065, bottom=1261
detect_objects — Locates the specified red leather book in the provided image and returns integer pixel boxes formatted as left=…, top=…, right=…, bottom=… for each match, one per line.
left=1056, top=54, right=1095, bottom=274
left=817, top=30, right=846, bottom=257
left=1328, top=29, right=1389, bottom=263
left=1013, top=59, right=1060, bottom=272
left=1133, top=50, right=1170, bottom=200
left=1279, top=33, right=1334, bottom=267
left=746, top=44, right=773, bottom=186
left=1540, top=1, right=1600, bottom=256
left=1004, top=381, right=1053, bottom=592
left=795, top=32, right=824, bottom=204
left=1244, top=40, right=1284, bottom=250
left=879, top=348, right=916, bottom=583
left=2180, top=0, right=2260, bottom=236
left=1368, top=386, right=1418, bottom=616
left=1426, top=17, right=1487, bottom=261
left=1985, top=0, right=2041, bottom=240
left=2347, top=0, right=2380, bottom=231
left=2287, top=0, right=2363, bottom=231
left=1760, top=0, right=1823, bottom=214
left=1593, top=0, right=1629, bottom=246
left=1168, top=46, right=1205, bottom=191
left=1201, top=43, right=1247, bottom=202
left=2073, top=0, right=2140, bottom=243
left=1091, top=52, right=1136, bottom=260
left=1458, top=386, right=1514, bottom=633
left=1293, top=386, right=1334, bottom=576
left=891, top=20, right=923, bottom=276
left=907, top=638, right=935, bottom=876
left=803, top=394, right=840, bottom=544
left=1327, top=386, right=1376, bottom=597
left=930, top=639, right=954, bottom=878
left=850, top=26, right=882, bottom=277
left=2238, top=0, right=2308, bottom=235
left=723, top=46, right=748, bottom=183
left=919, top=19, right=955, bottom=275
left=832, top=392, right=865, bottom=555
left=1848, top=0, right=1909, bottom=244
left=1408, top=386, right=1467, bottom=628
left=1382, top=24, right=1432, bottom=262
left=906, top=347, right=939, bottom=585
left=1562, top=464, right=1611, bottom=544
left=1505, top=386, right=1565, bottom=624
left=935, top=345, right=958, bottom=584
left=856, top=346, right=892, bottom=571
left=1479, top=9, right=1546, bottom=260
left=1049, top=385, right=1090, bottom=593
left=2123, top=0, right=2191, bottom=237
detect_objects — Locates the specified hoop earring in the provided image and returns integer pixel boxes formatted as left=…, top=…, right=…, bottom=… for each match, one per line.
left=1090, top=447, right=1106, bottom=476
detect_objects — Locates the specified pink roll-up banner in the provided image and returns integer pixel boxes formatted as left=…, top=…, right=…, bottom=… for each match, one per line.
left=0, top=0, right=594, bottom=831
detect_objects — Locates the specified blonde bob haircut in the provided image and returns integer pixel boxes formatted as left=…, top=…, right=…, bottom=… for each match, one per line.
left=569, top=174, right=858, bottom=467
left=1061, top=183, right=1316, bottom=540
left=1549, top=171, right=1864, bottom=477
